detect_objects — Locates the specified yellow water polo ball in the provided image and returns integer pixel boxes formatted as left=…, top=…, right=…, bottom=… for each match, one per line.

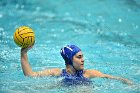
left=13, top=26, right=35, bottom=48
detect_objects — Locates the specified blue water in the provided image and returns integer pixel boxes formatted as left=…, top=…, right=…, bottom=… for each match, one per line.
left=0, top=0, right=140, bottom=93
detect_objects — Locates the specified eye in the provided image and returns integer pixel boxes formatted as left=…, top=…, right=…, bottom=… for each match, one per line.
left=77, top=56, right=81, bottom=59
left=76, top=55, right=83, bottom=59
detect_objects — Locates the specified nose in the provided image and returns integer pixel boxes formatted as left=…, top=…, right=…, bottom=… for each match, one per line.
left=81, top=57, right=84, bottom=63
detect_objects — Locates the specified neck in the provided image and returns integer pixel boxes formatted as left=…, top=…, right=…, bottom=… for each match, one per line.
left=66, top=65, right=77, bottom=74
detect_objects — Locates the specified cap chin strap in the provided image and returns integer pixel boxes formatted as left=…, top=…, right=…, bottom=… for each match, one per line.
left=72, top=65, right=77, bottom=71
left=67, top=60, right=81, bottom=72
left=71, top=61, right=79, bottom=72
left=71, top=63, right=83, bottom=77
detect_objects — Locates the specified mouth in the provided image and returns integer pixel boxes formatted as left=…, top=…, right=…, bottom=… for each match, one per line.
left=81, top=64, right=84, bottom=66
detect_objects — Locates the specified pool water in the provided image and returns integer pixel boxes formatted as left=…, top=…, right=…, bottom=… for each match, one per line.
left=0, top=0, right=140, bottom=93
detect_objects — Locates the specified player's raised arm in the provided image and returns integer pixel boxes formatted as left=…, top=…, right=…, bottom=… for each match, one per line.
left=21, top=45, right=37, bottom=76
left=21, top=45, right=61, bottom=77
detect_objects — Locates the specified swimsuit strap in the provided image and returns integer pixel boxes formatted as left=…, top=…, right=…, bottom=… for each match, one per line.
left=61, top=69, right=84, bottom=78
left=60, top=69, right=92, bottom=86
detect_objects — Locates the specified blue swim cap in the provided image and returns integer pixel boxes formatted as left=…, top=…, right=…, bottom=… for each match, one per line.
left=60, top=45, right=81, bottom=65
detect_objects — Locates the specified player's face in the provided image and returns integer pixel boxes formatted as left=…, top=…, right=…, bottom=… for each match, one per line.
left=72, top=51, right=84, bottom=70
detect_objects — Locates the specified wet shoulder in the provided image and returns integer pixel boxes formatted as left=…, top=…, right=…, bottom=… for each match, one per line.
left=50, top=68, right=62, bottom=76
left=84, top=69, right=103, bottom=78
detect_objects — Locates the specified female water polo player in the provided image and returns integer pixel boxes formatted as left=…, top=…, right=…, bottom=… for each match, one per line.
left=21, top=44, right=132, bottom=85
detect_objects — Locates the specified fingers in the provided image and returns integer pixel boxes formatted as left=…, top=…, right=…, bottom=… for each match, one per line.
left=21, top=44, right=34, bottom=53
left=28, top=41, right=35, bottom=49
left=122, top=79, right=133, bottom=85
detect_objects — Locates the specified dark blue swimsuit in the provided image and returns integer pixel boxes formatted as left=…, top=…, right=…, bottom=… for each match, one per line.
left=60, top=69, right=92, bottom=86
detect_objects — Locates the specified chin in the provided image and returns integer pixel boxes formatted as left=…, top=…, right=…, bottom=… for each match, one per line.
left=79, top=67, right=84, bottom=70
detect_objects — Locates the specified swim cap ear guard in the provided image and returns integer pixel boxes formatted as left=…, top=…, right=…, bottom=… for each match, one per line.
left=60, top=45, right=81, bottom=65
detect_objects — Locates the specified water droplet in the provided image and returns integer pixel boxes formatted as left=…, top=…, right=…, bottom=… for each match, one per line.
left=0, top=27, right=4, bottom=31
left=135, top=25, right=139, bottom=29
left=65, top=12, right=70, bottom=16
left=36, top=7, right=41, bottom=11
left=61, top=29, right=64, bottom=32
left=0, top=14, right=3, bottom=18
left=51, top=29, right=55, bottom=32
left=21, top=5, right=24, bottom=9
left=87, top=13, right=91, bottom=17
left=15, top=4, right=19, bottom=9
left=118, top=18, right=122, bottom=23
